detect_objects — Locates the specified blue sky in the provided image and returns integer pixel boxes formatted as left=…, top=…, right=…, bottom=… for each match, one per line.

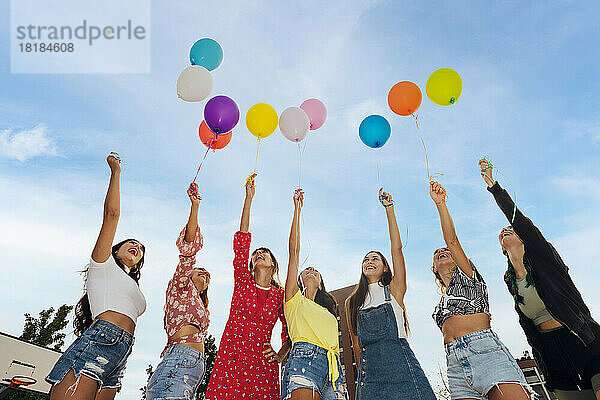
left=1, top=1, right=600, bottom=398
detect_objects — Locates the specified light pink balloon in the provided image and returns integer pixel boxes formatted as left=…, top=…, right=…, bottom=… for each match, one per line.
left=300, top=98, right=327, bottom=130
left=279, top=107, right=310, bottom=142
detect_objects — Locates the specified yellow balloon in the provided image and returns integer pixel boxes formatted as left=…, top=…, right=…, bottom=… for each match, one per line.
left=426, top=68, right=463, bottom=106
left=246, top=103, right=278, bottom=139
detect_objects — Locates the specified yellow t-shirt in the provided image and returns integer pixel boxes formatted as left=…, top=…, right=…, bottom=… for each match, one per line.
left=284, top=290, right=340, bottom=385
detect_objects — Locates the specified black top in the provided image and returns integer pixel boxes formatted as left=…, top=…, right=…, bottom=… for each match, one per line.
left=488, top=182, right=600, bottom=384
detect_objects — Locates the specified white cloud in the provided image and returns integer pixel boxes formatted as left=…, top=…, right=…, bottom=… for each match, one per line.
left=0, top=124, right=58, bottom=162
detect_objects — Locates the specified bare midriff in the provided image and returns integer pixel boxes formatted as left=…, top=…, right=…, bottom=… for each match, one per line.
left=442, top=313, right=491, bottom=344
left=537, top=318, right=563, bottom=331
left=96, top=310, right=136, bottom=335
left=168, top=324, right=205, bottom=354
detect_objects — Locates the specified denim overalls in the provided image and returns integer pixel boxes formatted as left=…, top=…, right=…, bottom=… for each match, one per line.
left=356, top=285, right=436, bottom=400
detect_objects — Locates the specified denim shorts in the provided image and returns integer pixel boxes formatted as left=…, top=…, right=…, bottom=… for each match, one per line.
left=146, top=344, right=206, bottom=400
left=281, top=342, right=348, bottom=400
left=445, top=329, right=535, bottom=400
left=45, top=319, right=134, bottom=390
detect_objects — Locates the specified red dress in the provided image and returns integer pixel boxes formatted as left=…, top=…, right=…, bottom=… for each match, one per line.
left=206, top=231, right=288, bottom=399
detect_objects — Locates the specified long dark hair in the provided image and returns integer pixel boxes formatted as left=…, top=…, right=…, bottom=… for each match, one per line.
left=503, top=250, right=534, bottom=305
left=348, top=251, right=409, bottom=335
left=297, top=267, right=339, bottom=318
left=249, top=247, right=282, bottom=289
left=73, top=239, right=145, bottom=336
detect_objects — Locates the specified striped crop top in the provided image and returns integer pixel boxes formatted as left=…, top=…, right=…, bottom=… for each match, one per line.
left=432, top=261, right=491, bottom=330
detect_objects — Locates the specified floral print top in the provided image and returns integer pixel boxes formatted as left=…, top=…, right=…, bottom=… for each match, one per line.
left=162, top=225, right=210, bottom=356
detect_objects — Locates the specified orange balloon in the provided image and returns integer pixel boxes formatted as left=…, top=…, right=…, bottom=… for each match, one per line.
left=388, top=81, right=422, bottom=116
left=199, top=120, right=232, bottom=149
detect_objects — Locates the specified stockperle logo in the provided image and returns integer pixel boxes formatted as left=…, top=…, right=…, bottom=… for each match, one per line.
left=11, top=0, right=151, bottom=74
left=16, top=20, right=147, bottom=46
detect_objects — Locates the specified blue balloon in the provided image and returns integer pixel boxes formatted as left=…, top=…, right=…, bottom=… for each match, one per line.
left=359, top=115, right=391, bottom=148
left=189, top=38, right=223, bottom=71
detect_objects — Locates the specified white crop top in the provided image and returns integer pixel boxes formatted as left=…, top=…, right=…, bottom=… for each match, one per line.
left=360, top=283, right=407, bottom=339
left=86, top=256, right=146, bottom=325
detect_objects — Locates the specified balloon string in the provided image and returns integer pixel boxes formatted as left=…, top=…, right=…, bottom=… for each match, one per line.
left=253, top=138, right=262, bottom=173
left=376, top=160, right=382, bottom=189
left=412, top=113, right=419, bottom=129
left=420, top=137, right=447, bottom=199
left=297, top=143, right=303, bottom=189
left=192, top=134, right=217, bottom=183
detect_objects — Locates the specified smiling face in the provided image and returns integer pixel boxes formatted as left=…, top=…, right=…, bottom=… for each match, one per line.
left=432, top=247, right=456, bottom=278
left=115, top=240, right=144, bottom=268
left=362, top=251, right=387, bottom=283
left=299, top=266, right=322, bottom=290
left=498, top=226, right=524, bottom=251
left=251, top=248, right=275, bottom=272
left=191, top=268, right=210, bottom=293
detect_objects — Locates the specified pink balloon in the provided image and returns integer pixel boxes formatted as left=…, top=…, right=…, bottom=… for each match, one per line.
left=300, top=99, right=327, bottom=130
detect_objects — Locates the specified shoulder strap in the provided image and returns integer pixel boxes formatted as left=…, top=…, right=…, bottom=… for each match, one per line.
left=383, top=285, right=392, bottom=302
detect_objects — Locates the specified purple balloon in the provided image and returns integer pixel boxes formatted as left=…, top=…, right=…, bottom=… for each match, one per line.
left=204, top=95, right=240, bottom=134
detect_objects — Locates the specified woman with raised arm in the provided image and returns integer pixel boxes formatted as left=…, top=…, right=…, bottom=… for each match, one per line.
left=146, top=184, right=211, bottom=400
left=46, top=153, right=146, bottom=400
left=429, top=180, right=533, bottom=400
left=480, top=159, right=600, bottom=400
left=281, top=189, right=348, bottom=400
left=345, top=188, right=435, bottom=400
left=206, top=174, right=290, bottom=400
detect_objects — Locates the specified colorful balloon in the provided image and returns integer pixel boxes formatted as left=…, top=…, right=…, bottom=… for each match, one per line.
left=246, top=103, right=278, bottom=139
left=279, top=107, right=310, bottom=142
left=426, top=68, right=462, bottom=106
left=359, top=115, right=391, bottom=148
left=388, top=81, right=422, bottom=116
left=199, top=121, right=232, bottom=149
left=189, top=38, right=223, bottom=71
left=204, top=95, right=240, bottom=134
left=176, top=66, right=213, bottom=102
left=300, top=99, right=327, bottom=130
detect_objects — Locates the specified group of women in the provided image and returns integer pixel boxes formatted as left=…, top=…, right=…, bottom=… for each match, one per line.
left=43, top=152, right=600, bottom=400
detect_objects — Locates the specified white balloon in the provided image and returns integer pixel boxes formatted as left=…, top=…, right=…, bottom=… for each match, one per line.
left=176, top=65, right=213, bottom=102
left=279, top=107, right=310, bottom=142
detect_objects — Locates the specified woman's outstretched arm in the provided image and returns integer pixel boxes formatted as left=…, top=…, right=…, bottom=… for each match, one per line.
left=430, top=181, right=472, bottom=277
left=239, top=174, right=256, bottom=233
left=285, top=189, right=304, bottom=301
left=184, top=184, right=200, bottom=242
left=379, top=188, right=407, bottom=301
left=91, top=153, right=121, bottom=263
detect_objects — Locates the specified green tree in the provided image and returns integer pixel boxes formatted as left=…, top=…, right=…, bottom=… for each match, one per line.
left=139, top=364, right=154, bottom=400
left=196, top=334, right=218, bottom=400
left=3, top=305, right=73, bottom=400
left=20, top=305, right=73, bottom=351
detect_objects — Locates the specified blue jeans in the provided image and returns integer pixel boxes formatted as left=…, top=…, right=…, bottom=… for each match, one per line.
left=146, top=344, right=206, bottom=400
left=281, top=342, right=348, bottom=400
left=45, top=319, right=134, bottom=390
left=445, top=329, right=535, bottom=399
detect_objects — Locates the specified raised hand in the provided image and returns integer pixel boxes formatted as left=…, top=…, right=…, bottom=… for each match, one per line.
left=430, top=181, right=447, bottom=205
left=187, top=183, right=201, bottom=206
left=245, top=173, right=257, bottom=199
left=293, top=189, right=304, bottom=209
left=379, top=187, right=393, bottom=208
left=107, top=152, right=121, bottom=173
left=478, top=158, right=495, bottom=187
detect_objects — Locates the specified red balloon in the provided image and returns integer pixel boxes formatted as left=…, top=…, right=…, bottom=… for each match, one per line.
left=388, top=81, right=422, bottom=116
left=199, top=120, right=232, bottom=149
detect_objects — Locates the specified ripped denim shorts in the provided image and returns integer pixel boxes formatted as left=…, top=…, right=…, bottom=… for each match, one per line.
left=445, top=329, right=535, bottom=399
left=46, top=319, right=134, bottom=391
left=281, top=342, right=348, bottom=400
left=146, top=344, right=206, bottom=400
